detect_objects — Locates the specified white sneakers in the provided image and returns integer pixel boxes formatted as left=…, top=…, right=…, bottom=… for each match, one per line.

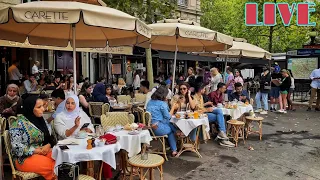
left=255, top=109, right=268, bottom=115
left=254, top=109, right=262, bottom=113
left=260, top=110, right=268, bottom=115
left=277, top=109, right=287, bottom=114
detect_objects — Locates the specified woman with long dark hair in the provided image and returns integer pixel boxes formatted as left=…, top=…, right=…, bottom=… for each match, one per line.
left=170, top=82, right=196, bottom=113
left=78, top=82, right=93, bottom=115
left=105, top=84, right=116, bottom=101
left=65, top=75, right=79, bottom=92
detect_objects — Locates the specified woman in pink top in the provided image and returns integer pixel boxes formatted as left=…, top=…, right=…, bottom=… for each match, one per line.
left=234, top=69, right=244, bottom=85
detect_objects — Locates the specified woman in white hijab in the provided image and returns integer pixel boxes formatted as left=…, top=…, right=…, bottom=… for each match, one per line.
left=54, top=95, right=94, bottom=140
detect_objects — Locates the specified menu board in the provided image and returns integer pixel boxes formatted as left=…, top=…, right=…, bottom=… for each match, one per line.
left=112, top=64, right=122, bottom=74
left=288, top=57, right=318, bottom=79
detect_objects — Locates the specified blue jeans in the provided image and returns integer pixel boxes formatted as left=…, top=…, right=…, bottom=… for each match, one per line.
left=153, top=122, right=177, bottom=151
left=189, top=109, right=226, bottom=141
left=255, top=92, right=268, bottom=110
left=206, top=108, right=226, bottom=132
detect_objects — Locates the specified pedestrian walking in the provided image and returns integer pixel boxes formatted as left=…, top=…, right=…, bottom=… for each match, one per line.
left=307, top=67, right=320, bottom=111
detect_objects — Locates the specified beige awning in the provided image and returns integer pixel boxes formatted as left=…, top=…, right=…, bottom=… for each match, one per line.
left=0, top=39, right=133, bottom=55
left=0, top=1, right=151, bottom=47
left=138, top=19, right=233, bottom=52
left=199, top=41, right=271, bottom=60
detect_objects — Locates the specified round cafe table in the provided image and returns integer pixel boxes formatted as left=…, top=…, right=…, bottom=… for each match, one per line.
left=219, top=104, right=253, bottom=119
left=52, top=138, right=121, bottom=178
left=170, top=116, right=210, bottom=158
left=108, top=129, right=152, bottom=180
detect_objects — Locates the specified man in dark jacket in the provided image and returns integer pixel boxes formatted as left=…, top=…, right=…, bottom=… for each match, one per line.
left=255, top=67, right=271, bottom=114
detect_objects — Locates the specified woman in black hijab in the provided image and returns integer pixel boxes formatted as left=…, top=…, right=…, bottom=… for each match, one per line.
left=9, top=96, right=56, bottom=180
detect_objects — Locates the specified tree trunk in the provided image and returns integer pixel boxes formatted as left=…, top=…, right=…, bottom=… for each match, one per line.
left=268, top=26, right=273, bottom=53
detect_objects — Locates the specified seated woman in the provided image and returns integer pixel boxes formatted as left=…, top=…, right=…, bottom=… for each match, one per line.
left=193, top=84, right=235, bottom=147
left=146, top=86, right=178, bottom=157
left=105, top=84, right=116, bottom=101
left=116, top=78, right=126, bottom=95
left=170, top=82, right=196, bottom=112
left=92, top=83, right=109, bottom=103
left=78, top=82, right=93, bottom=116
left=9, top=96, right=55, bottom=180
left=54, top=95, right=94, bottom=140
left=0, top=84, right=22, bottom=119
left=65, top=75, right=80, bottom=92
left=38, top=74, right=47, bottom=87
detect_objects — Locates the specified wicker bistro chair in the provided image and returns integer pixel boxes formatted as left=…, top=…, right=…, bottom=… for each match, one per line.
left=134, top=93, right=147, bottom=103
left=1, top=116, right=7, bottom=179
left=101, top=112, right=135, bottom=130
left=102, top=103, right=111, bottom=114
left=117, top=95, right=132, bottom=104
left=8, top=116, right=17, bottom=128
left=134, top=107, right=145, bottom=124
left=3, top=130, right=41, bottom=180
left=144, top=112, right=168, bottom=161
left=88, top=102, right=104, bottom=124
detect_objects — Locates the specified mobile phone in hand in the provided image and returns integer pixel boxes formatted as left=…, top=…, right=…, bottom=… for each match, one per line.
left=80, top=123, right=90, bottom=130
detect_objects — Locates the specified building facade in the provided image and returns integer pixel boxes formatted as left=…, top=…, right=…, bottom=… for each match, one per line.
left=176, top=0, right=202, bottom=23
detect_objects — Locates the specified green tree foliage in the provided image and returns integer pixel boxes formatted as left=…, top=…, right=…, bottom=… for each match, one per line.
left=201, top=0, right=319, bottom=53
left=103, top=0, right=177, bottom=23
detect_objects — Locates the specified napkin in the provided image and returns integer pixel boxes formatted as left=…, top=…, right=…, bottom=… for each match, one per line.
left=99, top=133, right=117, bottom=145
left=57, top=138, right=79, bottom=145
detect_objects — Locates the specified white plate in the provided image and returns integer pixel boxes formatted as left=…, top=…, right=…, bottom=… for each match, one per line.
left=128, top=131, right=140, bottom=135
left=75, top=136, right=87, bottom=139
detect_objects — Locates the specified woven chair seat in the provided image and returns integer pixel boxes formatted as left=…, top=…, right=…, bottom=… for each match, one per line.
left=79, top=174, right=95, bottom=180
left=15, top=171, right=40, bottom=179
left=227, top=120, right=245, bottom=125
left=128, top=154, right=164, bottom=168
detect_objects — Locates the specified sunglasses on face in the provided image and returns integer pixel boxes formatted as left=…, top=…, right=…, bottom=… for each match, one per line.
left=180, top=87, right=187, bottom=90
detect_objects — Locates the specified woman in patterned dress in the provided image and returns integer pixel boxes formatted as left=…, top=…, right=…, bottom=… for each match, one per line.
left=9, top=96, right=56, bottom=180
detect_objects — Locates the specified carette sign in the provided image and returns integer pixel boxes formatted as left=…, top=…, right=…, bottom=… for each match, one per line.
left=245, top=2, right=316, bottom=26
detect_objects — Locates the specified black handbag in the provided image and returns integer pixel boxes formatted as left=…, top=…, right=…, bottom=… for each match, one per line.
left=57, top=162, right=79, bottom=180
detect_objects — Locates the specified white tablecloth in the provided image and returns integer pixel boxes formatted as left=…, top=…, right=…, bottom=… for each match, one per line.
left=170, top=117, right=210, bottom=136
left=109, top=130, right=152, bottom=157
left=219, top=104, right=253, bottom=119
left=52, top=138, right=121, bottom=173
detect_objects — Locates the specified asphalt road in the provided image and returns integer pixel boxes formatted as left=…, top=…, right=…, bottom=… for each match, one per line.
left=163, top=106, right=320, bottom=180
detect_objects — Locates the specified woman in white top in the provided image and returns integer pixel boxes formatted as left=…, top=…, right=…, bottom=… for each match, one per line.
left=54, top=94, right=94, bottom=140
left=133, top=70, right=141, bottom=90
left=287, top=69, right=295, bottom=111
left=209, top=68, right=223, bottom=93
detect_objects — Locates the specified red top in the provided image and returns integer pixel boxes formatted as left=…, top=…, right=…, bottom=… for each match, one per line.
left=208, top=90, right=224, bottom=105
